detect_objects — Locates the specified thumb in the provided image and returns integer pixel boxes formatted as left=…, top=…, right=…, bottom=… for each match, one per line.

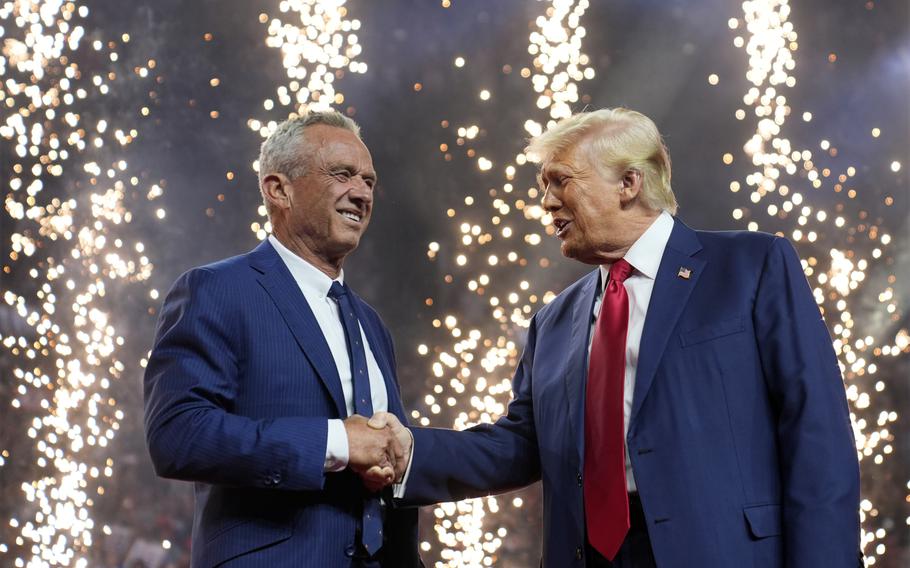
left=367, top=411, right=389, bottom=429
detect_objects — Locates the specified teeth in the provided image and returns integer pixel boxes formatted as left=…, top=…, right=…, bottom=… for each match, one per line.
left=340, top=211, right=361, bottom=222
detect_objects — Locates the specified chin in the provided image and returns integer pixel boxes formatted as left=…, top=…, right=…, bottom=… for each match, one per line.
left=327, top=234, right=360, bottom=256
left=341, top=238, right=361, bottom=253
left=334, top=227, right=364, bottom=247
left=561, top=241, right=598, bottom=265
left=560, top=241, right=581, bottom=261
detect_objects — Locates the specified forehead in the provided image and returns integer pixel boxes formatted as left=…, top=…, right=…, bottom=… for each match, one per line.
left=303, top=125, right=373, bottom=167
left=540, top=142, right=590, bottom=175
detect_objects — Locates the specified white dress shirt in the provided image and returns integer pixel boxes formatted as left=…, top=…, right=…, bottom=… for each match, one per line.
left=269, top=235, right=390, bottom=472
left=588, top=211, right=674, bottom=492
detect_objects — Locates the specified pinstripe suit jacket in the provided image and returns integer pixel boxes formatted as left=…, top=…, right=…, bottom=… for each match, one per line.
left=144, top=240, right=420, bottom=567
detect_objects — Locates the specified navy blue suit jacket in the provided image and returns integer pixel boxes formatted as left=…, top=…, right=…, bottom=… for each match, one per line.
left=144, top=240, right=420, bottom=568
left=402, top=219, right=860, bottom=567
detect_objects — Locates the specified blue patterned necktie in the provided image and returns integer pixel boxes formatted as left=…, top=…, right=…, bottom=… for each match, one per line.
left=327, top=281, right=383, bottom=555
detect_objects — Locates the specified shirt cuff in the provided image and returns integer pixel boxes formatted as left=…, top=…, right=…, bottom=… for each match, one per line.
left=392, top=428, right=415, bottom=498
left=324, top=419, right=349, bottom=472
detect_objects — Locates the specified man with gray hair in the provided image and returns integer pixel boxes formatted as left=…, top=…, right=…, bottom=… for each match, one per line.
left=373, top=107, right=861, bottom=567
left=144, top=111, right=421, bottom=567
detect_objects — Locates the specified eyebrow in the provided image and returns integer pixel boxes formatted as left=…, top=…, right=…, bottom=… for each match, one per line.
left=540, top=164, right=572, bottom=182
left=330, top=163, right=378, bottom=183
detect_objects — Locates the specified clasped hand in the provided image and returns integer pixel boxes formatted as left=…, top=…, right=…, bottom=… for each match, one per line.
left=343, top=412, right=412, bottom=493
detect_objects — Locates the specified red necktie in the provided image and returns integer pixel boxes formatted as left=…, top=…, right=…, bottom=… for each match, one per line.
left=584, top=258, right=634, bottom=560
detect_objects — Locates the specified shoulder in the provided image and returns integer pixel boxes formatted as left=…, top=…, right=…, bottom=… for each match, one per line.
left=694, top=228, right=778, bottom=253
left=689, top=227, right=804, bottom=289
left=166, top=250, right=256, bottom=300
left=691, top=227, right=792, bottom=265
left=198, top=250, right=254, bottom=276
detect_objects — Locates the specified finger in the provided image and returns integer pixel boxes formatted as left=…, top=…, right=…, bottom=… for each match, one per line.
left=392, top=452, right=406, bottom=478
left=374, top=446, right=394, bottom=468
left=363, top=465, right=394, bottom=491
left=393, top=430, right=413, bottom=482
left=385, top=413, right=402, bottom=430
left=378, top=446, right=398, bottom=474
left=364, top=465, right=387, bottom=481
left=388, top=430, right=405, bottom=461
left=401, top=427, right=414, bottom=455
left=378, top=413, right=401, bottom=434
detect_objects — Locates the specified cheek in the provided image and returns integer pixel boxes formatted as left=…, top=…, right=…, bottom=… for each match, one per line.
left=570, top=207, right=595, bottom=234
left=575, top=196, right=614, bottom=231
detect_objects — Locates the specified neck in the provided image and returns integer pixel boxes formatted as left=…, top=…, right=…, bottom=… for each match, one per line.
left=593, top=209, right=661, bottom=264
left=272, top=226, right=343, bottom=279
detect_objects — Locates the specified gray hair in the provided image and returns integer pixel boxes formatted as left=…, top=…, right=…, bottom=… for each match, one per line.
left=258, top=111, right=362, bottom=214
left=525, top=107, right=677, bottom=215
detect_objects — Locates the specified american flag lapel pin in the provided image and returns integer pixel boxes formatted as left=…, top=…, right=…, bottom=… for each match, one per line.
left=677, top=267, right=692, bottom=279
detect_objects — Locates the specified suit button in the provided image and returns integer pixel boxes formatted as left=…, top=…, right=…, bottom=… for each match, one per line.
left=344, top=544, right=355, bottom=557
left=577, top=473, right=583, bottom=487
left=575, top=546, right=583, bottom=560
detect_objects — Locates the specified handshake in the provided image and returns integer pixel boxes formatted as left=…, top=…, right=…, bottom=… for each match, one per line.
left=343, top=412, right=411, bottom=493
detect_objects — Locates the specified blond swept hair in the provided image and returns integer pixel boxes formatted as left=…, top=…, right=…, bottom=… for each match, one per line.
left=525, top=108, right=677, bottom=214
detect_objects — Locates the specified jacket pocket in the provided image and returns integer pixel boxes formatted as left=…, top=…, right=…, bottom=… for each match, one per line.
left=743, top=503, right=782, bottom=539
left=680, top=315, right=745, bottom=347
left=202, top=518, right=292, bottom=567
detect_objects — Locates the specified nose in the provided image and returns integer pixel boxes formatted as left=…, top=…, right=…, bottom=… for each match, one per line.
left=349, top=176, right=373, bottom=206
left=541, top=185, right=561, bottom=213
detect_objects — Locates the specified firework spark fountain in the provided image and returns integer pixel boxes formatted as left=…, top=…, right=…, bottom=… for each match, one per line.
left=729, top=0, right=907, bottom=564
left=0, top=1, right=159, bottom=565
left=247, top=0, right=367, bottom=242
left=414, top=1, right=594, bottom=565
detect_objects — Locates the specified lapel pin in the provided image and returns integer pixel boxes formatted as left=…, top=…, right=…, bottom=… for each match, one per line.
left=677, top=267, right=692, bottom=279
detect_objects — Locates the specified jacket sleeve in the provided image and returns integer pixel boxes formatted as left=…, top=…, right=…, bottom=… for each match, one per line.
left=143, top=267, right=329, bottom=491
left=400, top=314, right=542, bottom=506
left=753, top=237, right=861, bottom=565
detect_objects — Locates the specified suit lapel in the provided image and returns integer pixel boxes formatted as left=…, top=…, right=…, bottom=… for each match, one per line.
left=630, top=219, right=704, bottom=425
left=249, top=241, right=347, bottom=418
left=565, top=269, right=600, bottom=462
left=349, top=292, right=408, bottom=423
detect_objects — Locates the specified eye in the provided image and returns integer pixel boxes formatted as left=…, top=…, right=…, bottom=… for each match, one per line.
left=332, top=170, right=352, bottom=182
left=543, top=175, right=567, bottom=191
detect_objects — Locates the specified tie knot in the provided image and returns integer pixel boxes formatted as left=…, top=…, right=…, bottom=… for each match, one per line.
left=327, top=281, right=347, bottom=300
left=609, top=259, right=634, bottom=284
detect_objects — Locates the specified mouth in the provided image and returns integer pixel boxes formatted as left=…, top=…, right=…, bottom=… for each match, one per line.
left=337, top=209, right=363, bottom=224
left=552, top=218, right=573, bottom=238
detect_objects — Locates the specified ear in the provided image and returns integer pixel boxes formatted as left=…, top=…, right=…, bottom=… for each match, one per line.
left=618, top=168, right=643, bottom=206
left=261, top=173, right=292, bottom=212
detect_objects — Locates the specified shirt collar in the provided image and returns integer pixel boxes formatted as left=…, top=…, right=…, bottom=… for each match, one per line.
left=268, top=234, right=344, bottom=299
left=599, top=210, right=675, bottom=290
